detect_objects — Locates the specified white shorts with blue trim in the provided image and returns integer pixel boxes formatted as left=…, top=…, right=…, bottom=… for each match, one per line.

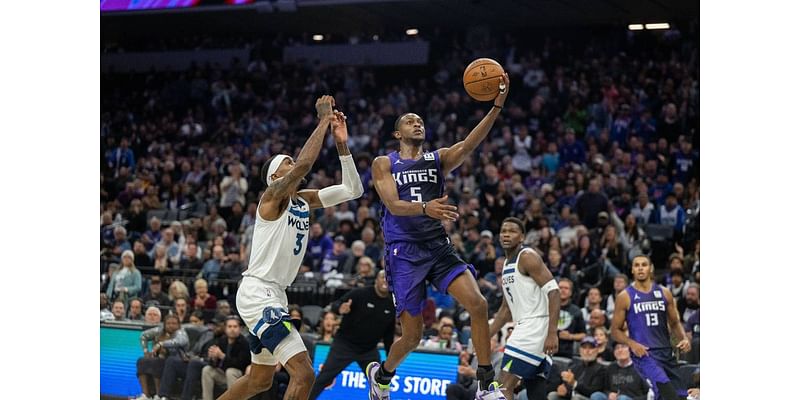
left=236, top=277, right=307, bottom=366
left=502, top=316, right=552, bottom=379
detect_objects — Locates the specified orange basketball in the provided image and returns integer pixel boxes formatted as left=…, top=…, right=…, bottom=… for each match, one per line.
left=462, top=58, right=505, bottom=102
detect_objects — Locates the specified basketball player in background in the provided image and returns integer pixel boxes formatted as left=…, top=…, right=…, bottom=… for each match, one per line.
left=610, top=255, right=691, bottom=400
left=218, top=95, right=364, bottom=400
left=367, top=74, right=510, bottom=400
left=488, top=218, right=560, bottom=400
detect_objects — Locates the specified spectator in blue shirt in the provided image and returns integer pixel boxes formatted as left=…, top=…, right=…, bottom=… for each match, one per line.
left=306, top=223, right=333, bottom=271
left=649, top=172, right=673, bottom=205
left=670, top=140, right=699, bottom=184
left=106, top=137, right=136, bottom=178
left=202, top=245, right=226, bottom=281
left=542, top=142, right=560, bottom=174
left=141, top=217, right=163, bottom=252
left=560, top=129, right=586, bottom=166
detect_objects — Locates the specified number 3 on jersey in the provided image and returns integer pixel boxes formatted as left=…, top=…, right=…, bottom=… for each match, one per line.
left=293, top=233, right=305, bottom=255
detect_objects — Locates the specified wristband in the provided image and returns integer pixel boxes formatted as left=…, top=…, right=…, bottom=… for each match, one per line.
left=492, top=105, right=503, bottom=110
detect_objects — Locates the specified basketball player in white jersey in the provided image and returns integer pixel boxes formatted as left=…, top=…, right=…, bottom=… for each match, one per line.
left=489, top=217, right=560, bottom=400
left=218, top=95, right=364, bottom=400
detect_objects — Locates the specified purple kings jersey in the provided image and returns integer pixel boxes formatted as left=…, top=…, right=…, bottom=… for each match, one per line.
left=624, top=284, right=671, bottom=350
left=381, top=151, right=447, bottom=244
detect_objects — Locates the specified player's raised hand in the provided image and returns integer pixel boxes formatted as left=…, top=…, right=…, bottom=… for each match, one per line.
left=629, top=341, right=649, bottom=357
left=331, top=110, right=349, bottom=143
left=424, top=195, right=458, bottom=222
left=339, top=299, right=353, bottom=314
left=316, top=95, right=335, bottom=120
left=494, top=73, right=510, bottom=108
left=676, top=338, right=691, bottom=353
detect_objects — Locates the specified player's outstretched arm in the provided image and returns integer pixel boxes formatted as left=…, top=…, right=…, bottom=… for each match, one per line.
left=439, top=73, right=510, bottom=174
left=261, top=96, right=334, bottom=211
left=372, top=156, right=458, bottom=221
left=520, top=250, right=560, bottom=355
left=299, top=110, right=364, bottom=209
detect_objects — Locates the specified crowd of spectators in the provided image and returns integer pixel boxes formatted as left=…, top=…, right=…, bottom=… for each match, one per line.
left=101, top=26, right=699, bottom=399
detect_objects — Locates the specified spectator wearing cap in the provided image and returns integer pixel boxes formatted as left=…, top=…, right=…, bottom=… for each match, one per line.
left=142, top=276, right=172, bottom=309
left=575, top=179, right=608, bottom=229
left=320, top=236, right=349, bottom=274
left=107, top=250, right=142, bottom=302
left=471, top=230, right=497, bottom=278
left=589, top=343, right=649, bottom=400
left=307, top=223, right=334, bottom=271
left=548, top=336, right=607, bottom=400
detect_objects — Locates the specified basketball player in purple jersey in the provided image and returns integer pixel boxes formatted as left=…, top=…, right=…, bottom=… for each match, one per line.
left=366, top=73, right=510, bottom=400
left=610, top=255, right=691, bottom=400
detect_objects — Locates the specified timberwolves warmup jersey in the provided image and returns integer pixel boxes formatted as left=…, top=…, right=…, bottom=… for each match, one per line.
left=381, top=151, right=446, bottom=244
left=243, top=196, right=310, bottom=289
left=624, top=284, right=671, bottom=350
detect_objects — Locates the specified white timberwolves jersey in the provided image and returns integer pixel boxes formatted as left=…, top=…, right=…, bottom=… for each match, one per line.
left=244, top=196, right=310, bottom=288
left=501, top=248, right=550, bottom=322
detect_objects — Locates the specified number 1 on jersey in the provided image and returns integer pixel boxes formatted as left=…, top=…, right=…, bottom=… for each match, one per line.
left=410, top=187, right=422, bottom=203
left=293, top=233, right=305, bottom=255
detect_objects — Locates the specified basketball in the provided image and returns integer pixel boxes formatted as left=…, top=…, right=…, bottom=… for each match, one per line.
left=462, top=58, right=506, bottom=101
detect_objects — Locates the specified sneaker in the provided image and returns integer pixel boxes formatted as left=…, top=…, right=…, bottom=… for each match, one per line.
left=365, top=361, right=391, bottom=400
left=475, top=382, right=506, bottom=400
left=132, top=395, right=151, bottom=400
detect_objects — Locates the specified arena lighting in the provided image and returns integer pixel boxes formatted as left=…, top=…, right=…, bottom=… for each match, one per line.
left=405, top=28, right=419, bottom=36
left=645, top=23, right=670, bottom=30
left=628, top=24, right=644, bottom=31
left=313, top=34, right=324, bottom=41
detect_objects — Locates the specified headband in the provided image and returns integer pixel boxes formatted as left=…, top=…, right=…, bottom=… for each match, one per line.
left=266, top=154, right=291, bottom=186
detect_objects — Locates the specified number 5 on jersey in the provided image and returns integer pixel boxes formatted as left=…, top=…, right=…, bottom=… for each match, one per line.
left=410, top=187, right=422, bottom=203
left=293, top=233, right=305, bottom=255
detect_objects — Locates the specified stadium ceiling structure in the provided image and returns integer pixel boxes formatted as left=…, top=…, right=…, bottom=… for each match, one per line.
left=103, top=0, right=698, bottom=37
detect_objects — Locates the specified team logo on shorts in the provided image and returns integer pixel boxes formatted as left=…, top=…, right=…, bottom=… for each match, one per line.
left=262, top=306, right=289, bottom=326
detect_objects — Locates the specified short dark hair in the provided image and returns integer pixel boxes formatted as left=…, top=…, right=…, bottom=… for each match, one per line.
left=502, top=217, right=526, bottom=235
left=394, top=113, right=415, bottom=131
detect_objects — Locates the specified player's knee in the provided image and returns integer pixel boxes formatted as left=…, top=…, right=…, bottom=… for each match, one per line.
left=465, top=295, right=488, bottom=315
left=294, top=365, right=316, bottom=388
left=402, top=328, right=423, bottom=345
left=249, top=376, right=273, bottom=393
